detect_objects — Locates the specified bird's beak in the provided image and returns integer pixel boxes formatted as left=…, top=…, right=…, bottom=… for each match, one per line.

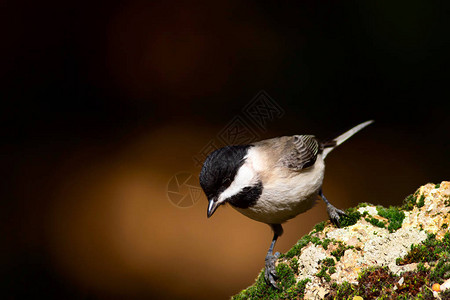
left=207, top=198, right=220, bottom=218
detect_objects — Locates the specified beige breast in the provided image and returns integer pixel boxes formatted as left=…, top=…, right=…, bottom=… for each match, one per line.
left=232, top=143, right=325, bottom=224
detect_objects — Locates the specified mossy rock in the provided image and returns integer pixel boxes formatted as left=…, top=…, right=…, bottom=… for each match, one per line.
left=233, top=182, right=450, bottom=299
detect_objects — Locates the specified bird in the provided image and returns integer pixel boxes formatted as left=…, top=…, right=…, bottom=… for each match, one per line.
left=199, top=120, right=373, bottom=288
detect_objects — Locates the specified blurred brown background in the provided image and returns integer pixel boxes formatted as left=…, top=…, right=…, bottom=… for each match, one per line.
left=1, top=0, right=449, bottom=299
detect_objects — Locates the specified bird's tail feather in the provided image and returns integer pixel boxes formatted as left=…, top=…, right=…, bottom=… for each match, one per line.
left=322, top=120, right=374, bottom=159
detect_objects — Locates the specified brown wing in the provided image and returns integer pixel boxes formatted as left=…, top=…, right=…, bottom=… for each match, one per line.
left=281, top=135, right=319, bottom=171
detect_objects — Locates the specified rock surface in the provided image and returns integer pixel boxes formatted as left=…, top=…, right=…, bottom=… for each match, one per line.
left=233, top=181, right=450, bottom=299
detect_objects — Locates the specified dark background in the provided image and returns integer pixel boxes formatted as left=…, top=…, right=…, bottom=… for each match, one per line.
left=1, top=1, right=449, bottom=299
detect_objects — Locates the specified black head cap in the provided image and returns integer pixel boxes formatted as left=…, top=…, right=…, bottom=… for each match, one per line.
left=199, top=145, right=252, bottom=201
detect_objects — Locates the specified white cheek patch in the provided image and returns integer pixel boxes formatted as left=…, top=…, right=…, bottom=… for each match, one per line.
left=218, top=163, right=256, bottom=203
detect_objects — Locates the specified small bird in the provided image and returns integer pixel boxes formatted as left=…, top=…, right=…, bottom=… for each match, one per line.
left=199, top=120, right=373, bottom=288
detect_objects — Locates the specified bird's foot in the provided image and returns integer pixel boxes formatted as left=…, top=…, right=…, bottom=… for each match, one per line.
left=326, top=204, right=348, bottom=228
left=264, top=252, right=280, bottom=289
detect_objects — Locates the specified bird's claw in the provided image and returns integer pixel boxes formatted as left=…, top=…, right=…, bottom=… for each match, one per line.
left=327, top=204, right=348, bottom=228
left=264, top=254, right=279, bottom=289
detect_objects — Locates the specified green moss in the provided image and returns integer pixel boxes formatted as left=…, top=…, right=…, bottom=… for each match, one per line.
left=360, top=211, right=369, bottom=219
left=397, top=245, right=428, bottom=265
left=316, top=266, right=332, bottom=282
left=284, top=234, right=312, bottom=259
left=310, top=236, right=321, bottom=245
left=430, top=258, right=450, bottom=283
left=283, top=231, right=351, bottom=260
left=276, top=263, right=296, bottom=290
left=365, top=215, right=386, bottom=228
left=283, top=278, right=310, bottom=299
left=283, top=232, right=341, bottom=261
left=401, top=188, right=429, bottom=211
left=313, top=221, right=326, bottom=233
left=320, top=238, right=332, bottom=250
left=397, top=233, right=450, bottom=265
left=326, top=267, right=432, bottom=299
left=357, top=202, right=370, bottom=208
left=316, top=258, right=337, bottom=283
left=325, top=281, right=356, bottom=299
left=322, top=257, right=336, bottom=267
left=416, top=194, right=425, bottom=208
left=289, top=257, right=299, bottom=275
left=391, top=232, right=450, bottom=295
left=356, top=267, right=398, bottom=298
left=232, top=263, right=297, bottom=300
left=399, top=270, right=430, bottom=297
left=377, top=206, right=405, bottom=232
left=416, top=262, right=428, bottom=272
left=340, top=207, right=362, bottom=227
left=402, top=194, right=417, bottom=211
left=331, top=241, right=353, bottom=261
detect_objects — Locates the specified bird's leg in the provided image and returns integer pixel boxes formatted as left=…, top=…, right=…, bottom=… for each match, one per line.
left=265, top=224, right=283, bottom=289
left=319, top=188, right=347, bottom=227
